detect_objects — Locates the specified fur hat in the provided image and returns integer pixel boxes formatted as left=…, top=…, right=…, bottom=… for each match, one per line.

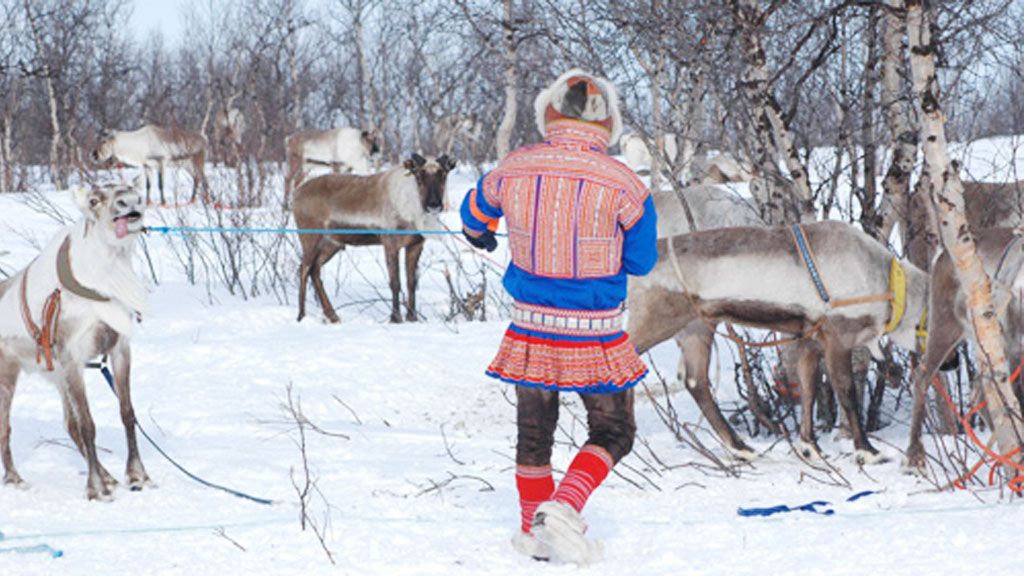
left=534, top=68, right=623, bottom=145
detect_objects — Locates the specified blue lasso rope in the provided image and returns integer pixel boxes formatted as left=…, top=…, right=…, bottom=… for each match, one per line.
left=145, top=225, right=507, bottom=237
left=90, top=362, right=275, bottom=506
left=0, top=531, right=63, bottom=558
left=737, top=490, right=878, bottom=518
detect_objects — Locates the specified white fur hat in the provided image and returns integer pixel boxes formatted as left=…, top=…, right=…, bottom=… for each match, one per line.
left=533, top=68, right=623, bottom=145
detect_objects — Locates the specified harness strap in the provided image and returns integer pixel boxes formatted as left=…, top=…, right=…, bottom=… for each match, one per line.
left=789, top=224, right=831, bottom=303
left=56, top=236, right=111, bottom=302
left=19, top=271, right=61, bottom=372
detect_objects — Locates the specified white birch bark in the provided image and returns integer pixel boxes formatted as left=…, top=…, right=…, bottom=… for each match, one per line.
left=907, top=0, right=1024, bottom=462
left=729, top=0, right=813, bottom=223
left=495, top=0, right=517, bottom=160
left=878, top=0, right=919, bottom=248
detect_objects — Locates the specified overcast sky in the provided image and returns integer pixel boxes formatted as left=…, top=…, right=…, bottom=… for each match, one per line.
left=130, top=0, right=189, bottom=45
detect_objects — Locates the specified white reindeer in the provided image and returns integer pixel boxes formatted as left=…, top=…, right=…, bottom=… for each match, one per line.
left=0, top=183, right=149, bottom=500
left=93, top=125, right=209, bottom=206
left=284, top=127, right=381, bottom=201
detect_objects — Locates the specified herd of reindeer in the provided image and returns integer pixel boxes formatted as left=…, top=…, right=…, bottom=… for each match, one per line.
left=1, top=111, right=1022, bottom=500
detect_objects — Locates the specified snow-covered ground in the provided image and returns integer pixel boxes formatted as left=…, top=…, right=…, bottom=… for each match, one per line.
left=0, top=152, right=1022, bottom=576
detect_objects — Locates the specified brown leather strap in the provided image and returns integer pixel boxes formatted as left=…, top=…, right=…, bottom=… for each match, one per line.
left=57, top=236, right=110, bottom=302
left=830, top=292, right=893, bottom=308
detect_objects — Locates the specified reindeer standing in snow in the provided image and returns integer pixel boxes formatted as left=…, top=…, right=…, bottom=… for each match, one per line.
left=284, top=127, right=381, bottom=203
left=293, top=153, right=455, bottom=324
left=0, top=183, right=149, bottom=500
left=628, top=221, right=929, bottom=464
left=93, top=125, right=209, bottom=206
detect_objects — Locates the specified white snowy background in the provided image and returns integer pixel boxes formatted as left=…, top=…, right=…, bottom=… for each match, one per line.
left=1, top=140, right=1024, bottom=575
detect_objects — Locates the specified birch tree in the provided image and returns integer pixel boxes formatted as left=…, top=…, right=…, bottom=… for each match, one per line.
left=877, top=0, right=919, bottom=254
left=495, top=0, right=517, bottom=160
left=907, top=0, right=1024, bottom=466
left=728, top=0, right=814, bottom=223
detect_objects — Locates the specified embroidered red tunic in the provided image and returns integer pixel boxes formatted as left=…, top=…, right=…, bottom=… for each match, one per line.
left=461, top=120, right=659, bottom=393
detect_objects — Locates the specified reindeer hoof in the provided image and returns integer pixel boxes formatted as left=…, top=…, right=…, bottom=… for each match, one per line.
left=729, top=447, right=758, bottom=462
left=855, top=449, right=889, bottom=466
left=901, top=449, right=927, bottom=475
left=3, top=471, right=27, bottom=488
left=794, top=439, right=824, bottom=463
left=389, top=315, right=402, bottom=324
left=87, top=484, right=114, bottom=502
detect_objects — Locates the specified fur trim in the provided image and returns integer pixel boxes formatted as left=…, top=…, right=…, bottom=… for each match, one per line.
left=534, top=69, right=623, bottom=146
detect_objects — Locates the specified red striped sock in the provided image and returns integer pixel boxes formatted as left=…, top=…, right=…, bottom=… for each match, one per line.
left=516, top=465, right=554, bottom=533
left=552, top=445, right=613, bottom=512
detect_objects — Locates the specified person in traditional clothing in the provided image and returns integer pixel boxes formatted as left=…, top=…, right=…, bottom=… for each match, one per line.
left=460, top=69, right=658, bottom=564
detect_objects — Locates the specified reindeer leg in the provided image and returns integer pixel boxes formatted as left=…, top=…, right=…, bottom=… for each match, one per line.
left=384, top=239, right=402, bottom=323
left=297, top=236, right=320, bottom=322
left=404, top=236, right=425, bottom=322
left=144, top=167, right=153, bottom=206
left=678, top=324, right=756, bottom=460
left=62, top=371, right=114, bottom=500
left=793, top=342, right=826, bottom=462
left=0, top=357, right=24, bottom=487
left=157, top=159, right=167, bottom=206
left=822, top=333, right=884, bottom=464
left=310, top=239, right=343, bottom=324
left=110, top=341, right=151, bottom=490
left=905, top=329, right=963, bottom=473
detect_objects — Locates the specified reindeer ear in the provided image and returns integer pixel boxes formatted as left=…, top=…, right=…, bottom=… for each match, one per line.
left=403, top=158, right=417, bottom=172
left=73, top=187, right=93, bottom=214
left=411, top=153, right=426, bottom=167
left=439, top=155, right=457, bottom=171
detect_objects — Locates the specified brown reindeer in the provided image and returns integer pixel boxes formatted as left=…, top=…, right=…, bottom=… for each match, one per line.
left=628, top=221, right=928, bottom=463
left=293, top=153, right=455, bottom=324
left=904, top=227, right=1024, bottom=470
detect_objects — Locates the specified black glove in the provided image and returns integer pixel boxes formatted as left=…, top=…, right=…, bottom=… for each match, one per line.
left=465, top=230, right=498, bottom=252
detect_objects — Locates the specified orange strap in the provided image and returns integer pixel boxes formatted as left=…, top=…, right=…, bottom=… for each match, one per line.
left=830, top=292, right=893, bottom=308
left=19, top=272, right=62, bottom=372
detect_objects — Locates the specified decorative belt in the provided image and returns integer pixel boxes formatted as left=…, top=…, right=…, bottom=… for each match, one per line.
left=511, top=302, right=624, bottom=336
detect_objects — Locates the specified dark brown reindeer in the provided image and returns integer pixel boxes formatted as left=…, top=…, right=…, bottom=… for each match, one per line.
left=293, top=153, right=455, bottom=324
left=904, top=227, right=1024, bottom=471
left=627, top=221, right=929, bottom=464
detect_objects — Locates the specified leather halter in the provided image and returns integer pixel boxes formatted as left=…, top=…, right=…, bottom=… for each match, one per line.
left=19, top=235, right=111, bottom=371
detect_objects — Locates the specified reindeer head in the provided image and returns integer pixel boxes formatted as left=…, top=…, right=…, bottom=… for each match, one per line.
left=73, top=182, right=145, bottom=245
left=361, top=129, right=382, bottom=156
left=403, top=153, right=456, bottom=215
left=92, top=130, right=116, bottom=164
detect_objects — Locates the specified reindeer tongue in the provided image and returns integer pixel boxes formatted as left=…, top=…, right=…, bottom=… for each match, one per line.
left=115, top=218, right=129, bottom=239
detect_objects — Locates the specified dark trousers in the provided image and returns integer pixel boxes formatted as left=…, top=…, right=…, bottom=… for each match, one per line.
left=515, top=386, right=636, bottom=467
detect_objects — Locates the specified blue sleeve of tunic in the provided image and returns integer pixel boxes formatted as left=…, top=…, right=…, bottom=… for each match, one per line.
left=621, top=194, right=658, bottom=276
left=460, top=175, right=503, bottom=235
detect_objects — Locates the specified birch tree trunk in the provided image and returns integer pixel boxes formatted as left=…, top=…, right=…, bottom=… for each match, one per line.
left=495, top=0, right=517, bottom=160
left=24, top=1, right=65, bottom=189
left=859, top=7, right=880, bottom=237
left=907, top=0, right=1024, bottom=462
left=729, top=0, right=813, bottom=223
left=878, top=0, right=919, bottom=249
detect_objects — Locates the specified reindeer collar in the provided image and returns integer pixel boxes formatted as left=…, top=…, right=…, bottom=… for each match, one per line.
left=57, top=236, right=111, bottom=303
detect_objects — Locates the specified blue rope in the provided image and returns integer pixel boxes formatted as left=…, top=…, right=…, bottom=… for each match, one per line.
left=0, top=543, right=63, bottom=558
left=145, top=225, right=507, bottom=237
left=790, top=223, right=831, bottom=304
left=737, top=490, right=878, bottom=518
left=0, top=531, right=63, bottom=558
left=90, top=362, right=275, bottom=506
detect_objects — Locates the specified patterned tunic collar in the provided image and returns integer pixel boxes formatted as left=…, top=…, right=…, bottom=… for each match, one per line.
left=543, top=119, right=611, bottom=153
